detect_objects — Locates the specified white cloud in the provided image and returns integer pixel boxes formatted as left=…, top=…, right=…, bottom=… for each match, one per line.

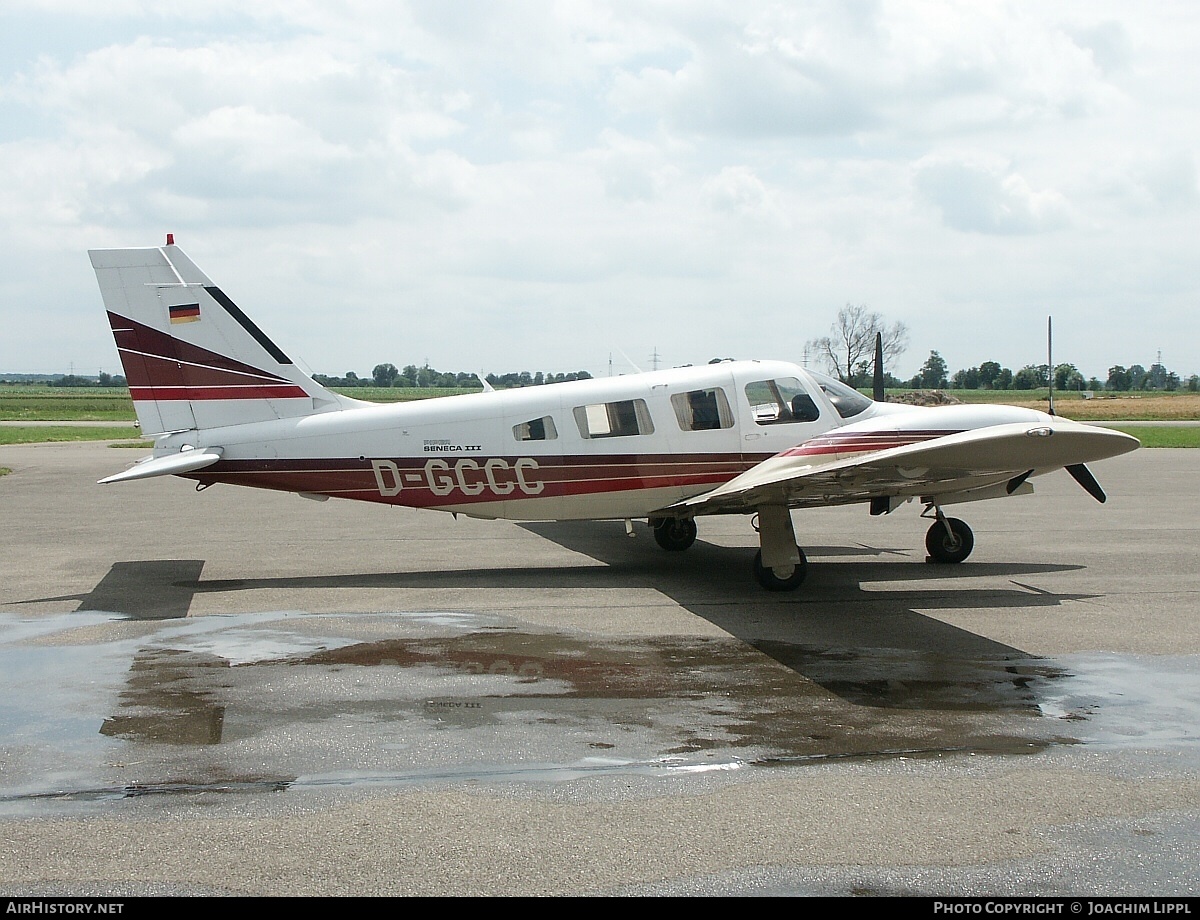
left=0, top=1, right=1197, bottom=379
left=914, top=155, right=1071, bottom=234
left=701, top=165, right=788, bottom=226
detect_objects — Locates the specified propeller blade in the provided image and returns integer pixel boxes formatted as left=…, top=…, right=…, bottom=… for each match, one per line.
left=1066, top=463, right=1106, bottom=503
left=873, top=332, right=885, bottom=402
left=1047, top=315, right=1055, bottom=417
left=1006, top=469, right=1034, bottom=494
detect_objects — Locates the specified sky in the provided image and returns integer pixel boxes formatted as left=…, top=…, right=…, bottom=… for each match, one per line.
left=1, top=0, right=1198, bottom=383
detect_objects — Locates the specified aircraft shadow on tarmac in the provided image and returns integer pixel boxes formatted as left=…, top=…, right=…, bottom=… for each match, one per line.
left=16, top=520, right=1095, bottom=715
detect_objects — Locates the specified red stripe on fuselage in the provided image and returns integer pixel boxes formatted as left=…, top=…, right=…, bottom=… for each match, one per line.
left=187, top=454, right=764, bottom=508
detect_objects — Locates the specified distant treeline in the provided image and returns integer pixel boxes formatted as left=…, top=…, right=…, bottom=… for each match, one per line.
left=0, top=373, right=128, bottom=387
left=7, top=356, right=1196, bottom=395
left=314, top=363, right=593, bottom=389
left=1, top=367, right=593, bottom=391
left=896, top=352, right=1199, bottom=392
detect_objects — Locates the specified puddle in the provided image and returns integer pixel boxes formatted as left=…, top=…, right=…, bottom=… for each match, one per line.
left=1, top=610, right=1197, bottom=812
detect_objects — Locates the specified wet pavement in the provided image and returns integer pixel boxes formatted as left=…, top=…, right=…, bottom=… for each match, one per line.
left=0, top=443, right=1198, bottom=895
left=2, top=607, right=1197, bottom=813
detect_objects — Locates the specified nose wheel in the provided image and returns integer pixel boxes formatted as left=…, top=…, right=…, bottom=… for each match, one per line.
left=924, top=514, right=974, bottom=564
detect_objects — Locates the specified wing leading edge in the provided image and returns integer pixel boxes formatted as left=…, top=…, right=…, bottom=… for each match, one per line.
left=670, top=420, right=1140, bottom=515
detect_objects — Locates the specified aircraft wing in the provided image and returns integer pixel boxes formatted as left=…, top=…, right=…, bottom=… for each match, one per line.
left=670, top=420, right=1139, bottom=515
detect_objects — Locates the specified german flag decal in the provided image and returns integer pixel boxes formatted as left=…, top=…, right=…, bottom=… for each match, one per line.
left=169, top=303, right=201, bottom=324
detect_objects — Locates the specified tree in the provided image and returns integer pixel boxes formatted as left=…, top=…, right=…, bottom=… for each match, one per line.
left=1053, top=363, right=1084, bottom=392
left=806, top=303, right=908, bottom=384
left=372, top=363, right=399, bottom=387
left=1013, top=364, right=1048, bottom=390
left=913, top=351, right=948, bottom=389
left=951, top=366, right=979, bottom=389
left=978, top=361, right=1002, bottom=389
left=1106, top=366, right=1131, bottom=391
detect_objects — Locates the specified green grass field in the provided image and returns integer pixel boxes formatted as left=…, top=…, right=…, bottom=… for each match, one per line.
left=0, top=385, right=482, bottom=421
left=0, top=426, right=144, bottom=445
left=0, top=387, right=135, bottom=421
left=1107, top=426, right=1200, bottom=448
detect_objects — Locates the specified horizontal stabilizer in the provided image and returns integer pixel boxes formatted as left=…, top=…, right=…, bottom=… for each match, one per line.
left=99, top=448, right=223, bottom=484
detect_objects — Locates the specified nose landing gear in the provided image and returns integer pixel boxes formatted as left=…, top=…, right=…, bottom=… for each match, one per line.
left=923, top=506, right=974, bottom=564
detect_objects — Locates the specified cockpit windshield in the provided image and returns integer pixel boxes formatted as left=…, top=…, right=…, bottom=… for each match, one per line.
left=809, top=371, right=874, bottom=419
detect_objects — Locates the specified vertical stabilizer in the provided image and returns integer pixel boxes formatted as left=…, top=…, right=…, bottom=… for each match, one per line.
left=90, top=241, right=359, bottom=434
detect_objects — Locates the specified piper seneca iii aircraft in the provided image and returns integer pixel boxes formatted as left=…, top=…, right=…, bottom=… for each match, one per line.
left=90, top=237, right=1139, bottom=591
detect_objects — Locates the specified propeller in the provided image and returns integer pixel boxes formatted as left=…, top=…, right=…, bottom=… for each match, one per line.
left=1066, top=463, right=1107, bottom=503
left=1047, top=315, right=1055, bottom=417
left=873, top=332, right=885, bottom=402
left=1047, top=316, right=1107, bottom=503
left=1006, top=470, right=1034, bottom=494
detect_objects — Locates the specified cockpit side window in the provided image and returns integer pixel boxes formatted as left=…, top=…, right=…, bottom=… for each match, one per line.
left=744, top=377, right=822, bottom=426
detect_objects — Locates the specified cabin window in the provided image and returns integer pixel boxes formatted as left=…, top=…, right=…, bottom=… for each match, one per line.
left=513, top=415, right=558, bottom=441
left=811, top=372, right=873, bottom=419
left=744, top=377, right=821, bottom=426
left=671, top=388, right=734, bottom=431
left=572, top=399, right=654, bottom=439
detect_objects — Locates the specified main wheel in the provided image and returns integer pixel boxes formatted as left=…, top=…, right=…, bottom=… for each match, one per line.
left=925, top=517, right=974, bottom=564
left=653, top=517, right=697, bottom=551
left=753, top=548, right=808, bottom=591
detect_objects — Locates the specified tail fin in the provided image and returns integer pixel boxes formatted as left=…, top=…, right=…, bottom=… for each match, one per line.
left=89, top=240, right=357, bottom=434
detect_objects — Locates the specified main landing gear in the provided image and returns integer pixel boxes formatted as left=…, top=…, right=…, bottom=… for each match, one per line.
left=648, top=502, right=977, bottom=591
left=651, top=516, right=697, bottom=551
left=752, top=547, right=808, bottom=591
left=750, top=505, right=808, bottom=591
left=649, top=510, right=813, bottom=591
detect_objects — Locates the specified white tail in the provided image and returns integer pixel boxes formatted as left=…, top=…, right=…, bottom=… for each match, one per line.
left=89, top=240, right=357, bottom=435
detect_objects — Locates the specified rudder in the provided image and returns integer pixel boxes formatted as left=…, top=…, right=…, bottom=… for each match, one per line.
left=90, top=240, right=355, bottom=434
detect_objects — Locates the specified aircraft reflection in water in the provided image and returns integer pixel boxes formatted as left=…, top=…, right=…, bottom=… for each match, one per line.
left=90, top=238, right=1138, bottom=590
left=95, top=620, right=1072, bottom=774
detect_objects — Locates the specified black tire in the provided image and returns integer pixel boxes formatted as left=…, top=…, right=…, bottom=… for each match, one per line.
left=752, top=548, right=808, bottom=591
left=653, top=517, right=697, bottom=551
left=925, top=517, right=974, bottom=564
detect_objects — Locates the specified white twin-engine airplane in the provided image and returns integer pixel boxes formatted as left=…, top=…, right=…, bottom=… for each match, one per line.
left=90, top=238, right=1139, bottom=591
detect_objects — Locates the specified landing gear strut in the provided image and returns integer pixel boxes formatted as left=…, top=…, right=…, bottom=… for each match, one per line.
left=923, top=508, right=974, bottom=564
left=751, top=505, right=808, bottom=591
